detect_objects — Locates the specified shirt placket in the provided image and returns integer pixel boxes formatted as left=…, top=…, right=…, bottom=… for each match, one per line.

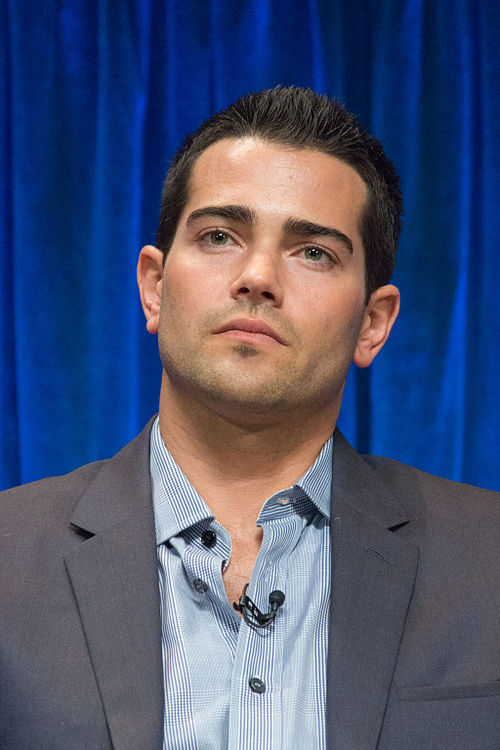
left=228, top=504, right=303, bottom=749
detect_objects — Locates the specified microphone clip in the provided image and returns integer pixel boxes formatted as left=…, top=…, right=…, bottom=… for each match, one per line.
left=233, top=583, right=285, bottom=628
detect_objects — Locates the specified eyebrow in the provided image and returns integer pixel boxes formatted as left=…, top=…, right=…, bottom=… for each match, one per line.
left=185, top=205, right=256, bottom=227
left=283, top=217, right=353, bottom=254
left=185, top=204, right=353, bottom=254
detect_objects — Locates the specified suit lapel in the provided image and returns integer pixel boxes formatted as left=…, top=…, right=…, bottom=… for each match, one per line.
left=326, top=431, right=418, bottom=750
left=64, top=419, right=164, bottom=750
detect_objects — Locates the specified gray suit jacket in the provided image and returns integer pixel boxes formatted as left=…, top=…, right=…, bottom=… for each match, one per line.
left=1, top=417, right=500, bottom=749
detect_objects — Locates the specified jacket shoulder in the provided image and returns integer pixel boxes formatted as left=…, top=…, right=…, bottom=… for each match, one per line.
left=361, top=454, right=500, bottom=520
left=0, top=459, right=108, bottom=529
left=0, top=417, right=156, bottom=530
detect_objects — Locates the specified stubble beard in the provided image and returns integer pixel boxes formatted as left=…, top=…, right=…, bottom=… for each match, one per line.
left=157, top=300, right=306, bottom=416
left=157, top=330, right=355, bottom=427
left=159, top=336, right=292, bottom=415
left=156, top=296, right=364, bottom=425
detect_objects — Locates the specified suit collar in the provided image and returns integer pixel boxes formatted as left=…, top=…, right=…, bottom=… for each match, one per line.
left=331, top=428, right=410, bottom=529
left=70, top=421, right=407, bottom=535
left=69, top=417, right=157, bottom=535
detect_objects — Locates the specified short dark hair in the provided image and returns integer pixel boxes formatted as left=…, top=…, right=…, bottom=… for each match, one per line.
left=156, top=86, right=402, bottom=298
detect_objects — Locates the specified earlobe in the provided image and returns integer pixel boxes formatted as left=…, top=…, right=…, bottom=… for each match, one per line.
left=137, top=245, right=164, bottom=335
left=353, top=284, right=400, bottom=368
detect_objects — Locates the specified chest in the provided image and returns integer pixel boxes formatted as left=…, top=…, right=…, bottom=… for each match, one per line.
left=222, top=534, right=263, bottom=610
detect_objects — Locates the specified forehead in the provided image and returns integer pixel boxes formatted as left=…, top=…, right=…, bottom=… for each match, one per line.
left=183, top=137, right=368, bottom=240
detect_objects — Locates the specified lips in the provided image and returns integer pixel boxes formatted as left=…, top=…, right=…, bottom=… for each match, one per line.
left=215, top=318, right=285, bottom=345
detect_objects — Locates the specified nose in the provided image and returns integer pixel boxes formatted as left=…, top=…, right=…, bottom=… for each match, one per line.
left=229, top=250, right=283, bottom=306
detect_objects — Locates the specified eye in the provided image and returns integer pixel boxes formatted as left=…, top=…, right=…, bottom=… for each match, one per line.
left=302, top=246, right=335, bottom=264
left=201, top=230, right=234, bottom=246
left=210, top=230, right=229, bottom=245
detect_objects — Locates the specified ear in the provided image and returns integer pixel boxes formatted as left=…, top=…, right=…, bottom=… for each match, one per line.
left=353, top=284, right=400, bottom=368
left=137, top=245, right=164, bottom=334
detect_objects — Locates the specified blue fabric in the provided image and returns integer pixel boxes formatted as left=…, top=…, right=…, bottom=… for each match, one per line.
left=1, top=1, right=499, bottom=490
left=150, top=417, right=331, bottom=748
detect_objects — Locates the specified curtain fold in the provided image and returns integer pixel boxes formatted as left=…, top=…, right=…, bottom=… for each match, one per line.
left=1, top=0, right=499, bottom=490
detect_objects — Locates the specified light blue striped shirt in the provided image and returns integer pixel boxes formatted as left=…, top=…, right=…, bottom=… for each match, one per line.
left=149, top=416, right=332, bottom=749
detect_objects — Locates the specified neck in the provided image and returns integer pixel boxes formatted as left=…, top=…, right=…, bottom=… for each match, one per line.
left=157, top=376, right=340, bottom=529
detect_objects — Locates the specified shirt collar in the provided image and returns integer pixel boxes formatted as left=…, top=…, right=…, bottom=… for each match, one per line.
left=295, top=437, right=332, bottom=520
left=149, top=416, right=332, bottom=546
left=150, top=418, right=213, bottom=545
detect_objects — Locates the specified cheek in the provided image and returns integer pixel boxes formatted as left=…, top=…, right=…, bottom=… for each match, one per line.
left=159, top=273, right=215, bottom=340
left=305, top=300, right=365, bottom=354
left=161, top=262, right=194, bottom=310
left=164, top=254, right=224, bottom=300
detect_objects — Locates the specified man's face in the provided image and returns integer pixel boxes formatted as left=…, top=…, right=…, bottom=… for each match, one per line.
left=151, top=137, right=375, bottom=421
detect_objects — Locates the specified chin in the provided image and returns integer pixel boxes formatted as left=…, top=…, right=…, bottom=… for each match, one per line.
left=202, top=377, right=290, bottom=411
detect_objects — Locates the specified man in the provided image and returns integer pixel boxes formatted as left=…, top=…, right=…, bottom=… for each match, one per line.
left=1, top=87, right=499, bottom=749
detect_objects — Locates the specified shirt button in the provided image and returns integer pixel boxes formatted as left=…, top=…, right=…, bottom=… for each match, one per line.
left=201, top=529, right=217, bottom=547
left=249, top=677, right=266, bottom=694
left=279, top=496, right=290, bottom=505
left=192, top=578, right=208, bottom=593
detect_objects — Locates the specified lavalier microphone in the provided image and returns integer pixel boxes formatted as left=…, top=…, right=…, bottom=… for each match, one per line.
left=233, top=583, right=285, bottom=628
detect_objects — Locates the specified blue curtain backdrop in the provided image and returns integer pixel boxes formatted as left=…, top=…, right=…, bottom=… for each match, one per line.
left=1, top=0, right=499, bottom=491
